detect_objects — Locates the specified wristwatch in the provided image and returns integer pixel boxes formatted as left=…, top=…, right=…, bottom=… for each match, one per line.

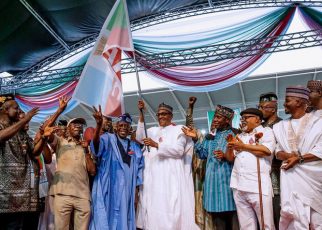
left=299, top=155, right=304, bottom=164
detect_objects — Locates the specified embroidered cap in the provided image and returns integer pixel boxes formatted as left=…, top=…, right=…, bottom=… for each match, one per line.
left=0, top=94, right=15, bottom=108
left=158, top=102, right=173, bottom=113
left=117, top=113, right=132, bottom=124
left=240, top=108, right=263, bottom=120
left=307, top=80, right=322, bottom=92
left=215, top=105, right=234, bottom=120
left=285, top=85, right=310, bottom=101
left=259, top=92, right=278, bottom=103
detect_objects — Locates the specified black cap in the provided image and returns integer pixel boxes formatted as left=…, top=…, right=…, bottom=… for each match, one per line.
left=259, top=92, right=278, bottom=103
left=240, top=108, right=263, bottom=120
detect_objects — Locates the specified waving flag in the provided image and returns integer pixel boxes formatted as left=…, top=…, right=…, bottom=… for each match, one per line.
left=73, top=0, right=134, bottom=116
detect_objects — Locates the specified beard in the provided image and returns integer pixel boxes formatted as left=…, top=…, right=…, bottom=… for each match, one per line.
left=240, top=121, right=248, bottom=132
left=241, top=125, right=248, bottom=132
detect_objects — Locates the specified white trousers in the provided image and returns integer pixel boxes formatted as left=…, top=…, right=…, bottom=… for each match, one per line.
left=233, top=189, right=275, bottom=230
left=280, top=207, right=322, bottom=230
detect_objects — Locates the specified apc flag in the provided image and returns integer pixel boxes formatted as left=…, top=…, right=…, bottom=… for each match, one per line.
left=73, top=0, right=134, bottom=116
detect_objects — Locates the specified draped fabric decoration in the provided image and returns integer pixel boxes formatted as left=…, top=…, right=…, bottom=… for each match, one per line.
left=132, top=7, right=296, bottom=91
left=16, top=81, right=78, bottom=122
left=15, top=6, right=322, bottom=121
left=298, top=6, right=322, bottom=32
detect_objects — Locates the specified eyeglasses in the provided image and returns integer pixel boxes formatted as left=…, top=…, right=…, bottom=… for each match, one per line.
left=156, top=112, right=171, bottom=117
left=241, top=115, right=257, bottom=121
left=257, top=105, right=275, bottom=110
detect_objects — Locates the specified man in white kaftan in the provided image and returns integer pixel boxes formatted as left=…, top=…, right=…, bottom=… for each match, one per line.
left=136, top=101, right=198, bottom=230
left=273, top=86, right=322, bottom=230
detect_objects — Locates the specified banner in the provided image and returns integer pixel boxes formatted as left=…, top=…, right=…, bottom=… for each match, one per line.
left=72, top=0, right=134, bottom=116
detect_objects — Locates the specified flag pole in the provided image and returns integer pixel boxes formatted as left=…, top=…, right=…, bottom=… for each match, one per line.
left=123, top=0, right=149, bottom=151
left=133, top=51, right=150, bottom=152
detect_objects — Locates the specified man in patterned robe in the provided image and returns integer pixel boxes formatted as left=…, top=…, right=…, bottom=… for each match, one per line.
left=0, top=95, right=45, bottom=229
left=183, top=105, right=238, bottom=230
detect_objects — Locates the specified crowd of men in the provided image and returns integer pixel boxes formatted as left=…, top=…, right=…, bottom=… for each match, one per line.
left=0, top=80, right=321, bottom=230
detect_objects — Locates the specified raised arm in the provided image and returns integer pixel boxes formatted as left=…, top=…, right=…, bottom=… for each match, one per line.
left=43, top=96, right=71, bottom=128
left=33, top=126, right=57, bottom=157
left=0, top=107, right=39, bottom=142
left=136, top=100, right=147, bottom=143
left=34, top=96, right=70, bottom=144
left=185, top=97, right=197, bottom=128
left=81, top=140, right=96, bottom=176
left=92, top=105, right=103, bottom=154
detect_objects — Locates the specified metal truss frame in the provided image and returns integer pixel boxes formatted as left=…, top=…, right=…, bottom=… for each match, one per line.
left=122, top=29, right=322, bottom=73
left=18, top=0, right=322, bottom=78
left=1, top=29, right=321, bottom=92
left=130, top=0, right=322, bottom=31
left=20, top=0, right=322, bottom=80
left=1, top=66, right=83, bottom=92
left=20, top=33, right=98, bottom=77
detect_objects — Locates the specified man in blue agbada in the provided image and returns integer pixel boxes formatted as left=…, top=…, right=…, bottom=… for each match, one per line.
left=89, top=106, right=144, bottom=230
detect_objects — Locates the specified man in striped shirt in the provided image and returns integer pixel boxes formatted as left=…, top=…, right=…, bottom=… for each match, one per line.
left=183, top=105, right=238, bottom=229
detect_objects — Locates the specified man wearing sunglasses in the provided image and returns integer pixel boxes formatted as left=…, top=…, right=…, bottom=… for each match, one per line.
left=258, top=92, right=282, bottom=228
left=136, top=101, right=198, bottom=230
left=226, top=108, right=276, bottom=230
left=258, top=92, right=282, bottom=129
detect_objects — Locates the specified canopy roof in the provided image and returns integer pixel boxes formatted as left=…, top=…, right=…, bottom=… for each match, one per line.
left=1, top=0, right=207, bottom=74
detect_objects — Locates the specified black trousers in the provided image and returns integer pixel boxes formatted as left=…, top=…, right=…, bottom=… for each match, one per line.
left=0, top=212, right=40, bottom=230
left=210, top=211, right=239, bottom=230
left=273, top=195, right=281, bottom=230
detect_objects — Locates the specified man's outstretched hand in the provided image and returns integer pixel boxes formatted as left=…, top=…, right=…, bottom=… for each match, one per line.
left=92, top=105, right=103, bottom=126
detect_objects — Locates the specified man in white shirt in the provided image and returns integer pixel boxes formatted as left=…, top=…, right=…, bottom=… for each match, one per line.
left=136, top=101, right=198, bottom=230
left=273, top=85, right=322, bottom=230
left=226, top=108, right=275, bottom=230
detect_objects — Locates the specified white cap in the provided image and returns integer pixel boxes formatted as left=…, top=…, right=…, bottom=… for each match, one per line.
left=67, top=118, right=87, bottom=127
